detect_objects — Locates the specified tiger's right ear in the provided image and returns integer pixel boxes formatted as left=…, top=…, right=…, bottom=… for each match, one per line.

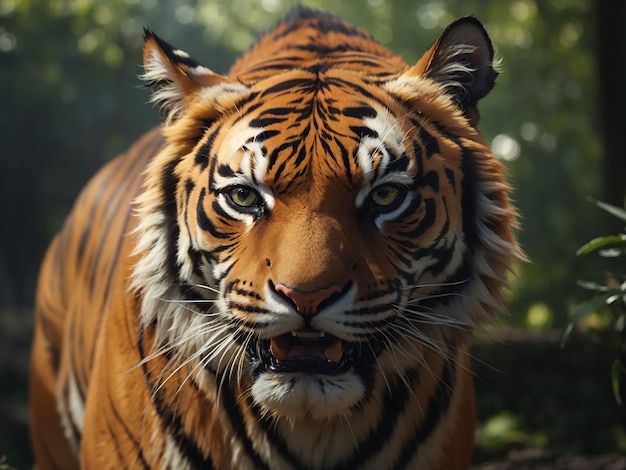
left=142, top=28, right=234, bottom=124
left=401, top=17, right=498, bottom=126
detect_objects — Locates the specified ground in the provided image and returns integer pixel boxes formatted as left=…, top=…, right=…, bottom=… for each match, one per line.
left=472, top=448, right=626, bottom=469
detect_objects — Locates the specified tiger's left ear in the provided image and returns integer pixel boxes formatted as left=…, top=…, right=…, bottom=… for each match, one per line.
left=408, top=17, right=498, bottom=121
left=142, top=28, right=235, bottom=124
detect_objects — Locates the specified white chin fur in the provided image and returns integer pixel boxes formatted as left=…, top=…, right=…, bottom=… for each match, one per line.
left=251, top=371, right=365, bottom=421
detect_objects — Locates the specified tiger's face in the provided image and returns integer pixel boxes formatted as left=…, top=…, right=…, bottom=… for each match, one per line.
left=133, top=21, right=519, bottom=424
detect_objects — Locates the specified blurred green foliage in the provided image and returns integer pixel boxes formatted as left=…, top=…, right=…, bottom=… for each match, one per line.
left=564, top=200, right=626, bottom=405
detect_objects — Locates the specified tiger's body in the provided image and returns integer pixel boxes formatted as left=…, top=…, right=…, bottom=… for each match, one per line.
left=30, top=8, right=521, bottom=469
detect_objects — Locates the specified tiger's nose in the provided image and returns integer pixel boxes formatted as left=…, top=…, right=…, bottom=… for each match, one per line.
left=274, top=283, right=342, bottom=316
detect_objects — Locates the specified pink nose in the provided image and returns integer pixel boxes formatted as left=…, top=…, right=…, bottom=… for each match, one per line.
left=274, top=283, right=342, bottom=315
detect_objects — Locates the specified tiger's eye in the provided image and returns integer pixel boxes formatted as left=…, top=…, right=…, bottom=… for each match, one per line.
left=229, top=186, right=260, bottom=208
left=370, top=184, right=401, bottom=207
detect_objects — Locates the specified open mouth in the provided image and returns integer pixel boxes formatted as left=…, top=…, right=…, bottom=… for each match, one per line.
left=248, top=329, right=380, bottom=375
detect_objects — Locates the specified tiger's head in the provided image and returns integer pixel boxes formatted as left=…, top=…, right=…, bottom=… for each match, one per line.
left=131, top=15, right=522, bottom=424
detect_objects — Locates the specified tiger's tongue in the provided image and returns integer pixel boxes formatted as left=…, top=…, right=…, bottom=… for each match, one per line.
left=270, top=338, right=343, bottom=363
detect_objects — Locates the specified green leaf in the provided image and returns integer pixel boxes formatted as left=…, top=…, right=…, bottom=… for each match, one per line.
left=576, top=280, right=612, bottom=292
left=561, top=288, right=623, bottom=347
left=576, top=235, right=626, bottom=255
left=611, top=359, right=625, bottom=406
left=587, top=197, right=626, bottom=223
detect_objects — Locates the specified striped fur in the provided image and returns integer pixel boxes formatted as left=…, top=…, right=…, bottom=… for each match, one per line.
left=30, top=7, right=522, bottom=469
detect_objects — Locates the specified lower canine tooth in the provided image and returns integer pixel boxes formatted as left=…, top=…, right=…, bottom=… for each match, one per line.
left=324, top=341, right=343, bottom=363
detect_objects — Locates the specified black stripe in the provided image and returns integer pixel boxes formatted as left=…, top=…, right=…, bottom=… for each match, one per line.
left=385, top=238, right=414, bottom=270
left=393, top=360, right=456, bottom=469
left=262, top=77, right=314, bottom=95
left=460, top=145, right=479, bottom=252
left=249, top=117, right=286, bottom=128
left=87, top=133, right=164, bottom=370
left=349, top=125, right=378, bottom=140
left=263, top=106, right=297, bottom=116
left=267, top=140, right=299, bottom=172
left=272, top=159, right=288, bottom=182
left=418, top=170, right=440, bottom=191
left=336, top=138, right=353, bottom=185
left=331, top=369, right=418, bottom=470
left=195, top=130, right=218, bottom=170
left=106, top=384, right=150, bottom=469
left=342, top=105, right=378, bottom=119
left=325, top=76, right=381, bottom=101
left=138, top=333, right=217, bottom=469
left=444, top=167, right=457, bottom=192
left=294, top=143, right=308, bottom=167
left=219, top=380, right=272, bottom=470
left=254, top=404, right=311, bottom=470
left=37, top=306, right=61, bottom=372
left=88, top=156, right=146, bottom=366
left=279, top=6, right=372, bottom=40
left=248, top=129, right=280, bottom=143
left=381, top=153, right=410, bottom=176
left=397, top=197, right=436, bottom=239
left=217, top=163, right=236, bottom=178
left=414, top=121, right=440, bottom=156
left=319, top=136, right=336, bottom=163
left=230, top=303, right=270, bottom=315
left=196, top=189, right=229, bottom=238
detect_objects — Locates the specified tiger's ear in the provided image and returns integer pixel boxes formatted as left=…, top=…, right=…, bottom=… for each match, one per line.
left=409, top=17, right=498, bottom=118
left=142, top=28, right=233, bottom=124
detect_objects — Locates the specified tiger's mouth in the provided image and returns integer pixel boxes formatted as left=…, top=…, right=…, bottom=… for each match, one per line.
left=249, top=329, right=380, bottom=375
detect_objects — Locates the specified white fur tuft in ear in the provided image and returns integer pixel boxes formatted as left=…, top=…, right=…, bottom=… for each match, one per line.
left=399, top=17, right=498, bottom=118
left=424, top=18, right=498, bottom=108
left=141, top=46, right=188, bottom=125
left=141, top=28, right=232, bottom=125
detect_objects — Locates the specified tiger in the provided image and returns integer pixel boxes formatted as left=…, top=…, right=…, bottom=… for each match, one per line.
left=29, top=6, right=522, bottom=470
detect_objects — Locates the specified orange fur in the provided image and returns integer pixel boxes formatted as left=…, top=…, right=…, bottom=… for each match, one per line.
left=30, top=8, right=521, bottom=469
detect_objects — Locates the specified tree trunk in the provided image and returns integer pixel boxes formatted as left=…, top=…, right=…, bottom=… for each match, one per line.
left=595, top=3, right=626, bottom=223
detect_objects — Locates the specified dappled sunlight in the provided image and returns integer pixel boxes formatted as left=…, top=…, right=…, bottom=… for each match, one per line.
left=491, top=134, right=521, bottom=162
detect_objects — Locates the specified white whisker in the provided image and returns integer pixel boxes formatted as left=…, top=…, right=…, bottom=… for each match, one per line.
left=404, top=291, right=469, bottom=305
left=401, top=278, right=470, bottom=291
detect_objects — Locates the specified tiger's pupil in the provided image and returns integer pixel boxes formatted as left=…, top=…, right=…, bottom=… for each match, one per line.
left=371, top=185, right=400, bottom=207
left=230, top=186, right=259, bottom=207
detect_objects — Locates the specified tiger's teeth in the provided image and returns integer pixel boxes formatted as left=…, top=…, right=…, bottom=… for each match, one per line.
left=324, top=341, right=343, bottom=363
left=291, top=330, right=326, bottom=338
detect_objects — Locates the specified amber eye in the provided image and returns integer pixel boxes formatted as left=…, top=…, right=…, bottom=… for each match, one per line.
left=227, top=185, right=261, bottom=208
left=370, top=184, right=402, bottom=208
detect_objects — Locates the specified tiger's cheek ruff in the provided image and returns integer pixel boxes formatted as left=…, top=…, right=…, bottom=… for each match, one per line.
left=130, top=148, right=247, bottom=378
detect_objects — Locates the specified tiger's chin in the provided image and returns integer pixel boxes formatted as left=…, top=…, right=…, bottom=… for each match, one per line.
left=247, top=330, right=380, bottom=422
left=250, top=371, right=366, bottom=422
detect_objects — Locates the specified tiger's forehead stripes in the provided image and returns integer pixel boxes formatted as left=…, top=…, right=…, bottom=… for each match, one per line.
left=205, top=70, right=434, bottom=201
